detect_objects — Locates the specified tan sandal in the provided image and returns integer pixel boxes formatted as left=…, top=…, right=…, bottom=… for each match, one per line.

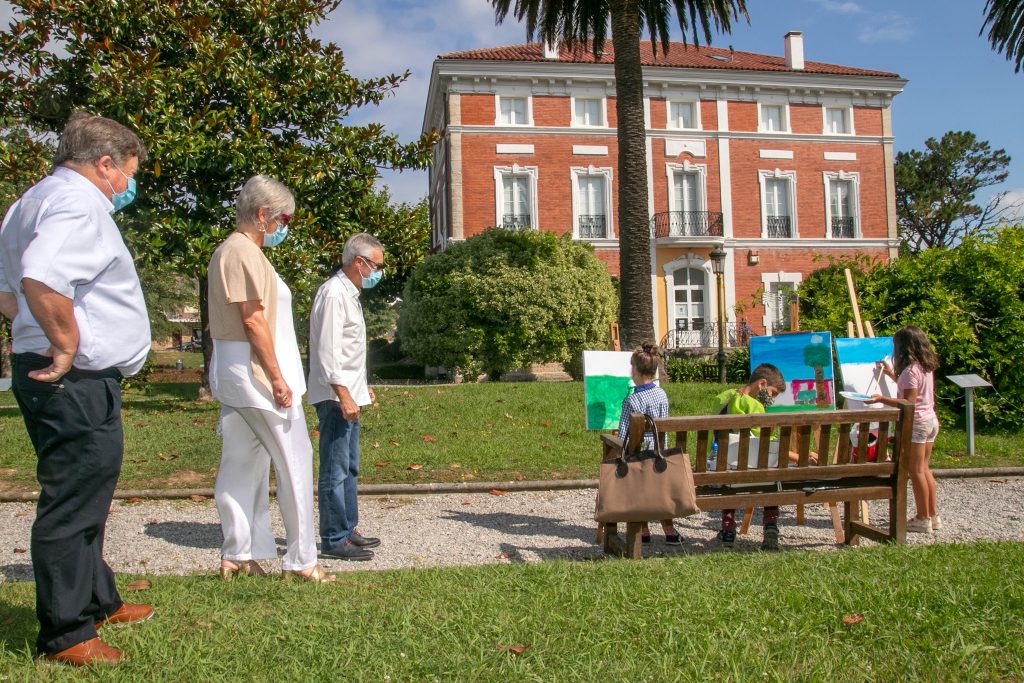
left=219, top=560, right=267, bottom=581
left=282, top=564, right=336, bottom=583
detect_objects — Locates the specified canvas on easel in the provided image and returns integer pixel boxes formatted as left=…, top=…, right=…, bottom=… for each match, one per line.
left=749, top=332, right=835, bottom=412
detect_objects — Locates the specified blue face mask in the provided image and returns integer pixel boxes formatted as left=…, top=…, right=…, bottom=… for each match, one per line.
left=106, top=165, right=137, bottom=212
left=263, top=224, right=288, bottom=248
left=361, top=268, right=383, bottom=289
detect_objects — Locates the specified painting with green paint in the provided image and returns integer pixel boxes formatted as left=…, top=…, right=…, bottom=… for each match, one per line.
left=583, top=351, right=636, bottom=430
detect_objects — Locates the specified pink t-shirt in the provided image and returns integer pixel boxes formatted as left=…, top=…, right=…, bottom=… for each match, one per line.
left=897, top=362, right=936, bottom=424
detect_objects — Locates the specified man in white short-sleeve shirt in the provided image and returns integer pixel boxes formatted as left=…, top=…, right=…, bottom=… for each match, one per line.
left=307, top=233, right=384, bottom=561
left=0, top=112, right=154, bottom=666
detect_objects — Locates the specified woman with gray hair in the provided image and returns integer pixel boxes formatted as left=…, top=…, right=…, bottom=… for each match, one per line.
left=207, top=174, right=331, bottom=582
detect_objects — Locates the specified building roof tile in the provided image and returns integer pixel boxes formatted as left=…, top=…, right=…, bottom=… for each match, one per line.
left=438, top=41, right=900, bottom=79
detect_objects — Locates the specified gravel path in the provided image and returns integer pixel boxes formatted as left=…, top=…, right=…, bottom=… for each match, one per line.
left=1, top=477, right=1021, bottom=581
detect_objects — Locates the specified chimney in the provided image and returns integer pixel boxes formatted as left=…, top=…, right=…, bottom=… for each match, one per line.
left=543, top=38, right=560, bottom=59
left=784, top=31, right=804, bottom=70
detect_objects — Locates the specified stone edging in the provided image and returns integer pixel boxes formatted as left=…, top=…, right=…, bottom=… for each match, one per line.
left=0, top=467, right=1021, bottom=503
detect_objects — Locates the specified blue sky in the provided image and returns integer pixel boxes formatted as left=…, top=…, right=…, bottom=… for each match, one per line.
left=3, top=1, right=1022, bottom=209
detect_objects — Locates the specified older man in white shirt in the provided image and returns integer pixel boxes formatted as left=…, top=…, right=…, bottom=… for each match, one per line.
left=0, top=111, right=154, bottom=666
left=307, top=233, right=384, bottom=561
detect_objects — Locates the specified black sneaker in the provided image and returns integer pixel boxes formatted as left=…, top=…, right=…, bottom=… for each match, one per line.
left=664, top=532, right=683, bottom=546
left=761, top=523, right=780, bottom=551
left=321, top=540, right=374, bottom=561
left=718, top=529, right=736, bottom=549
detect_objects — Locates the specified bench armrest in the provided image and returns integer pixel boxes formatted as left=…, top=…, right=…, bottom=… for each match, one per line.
left=600, top=434, right=624, bottom=449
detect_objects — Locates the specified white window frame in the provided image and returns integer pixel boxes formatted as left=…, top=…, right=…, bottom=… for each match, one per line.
left=663, top=254, right=717, bottom=341
left=570, top=166, right=615, bottom=240
left=761, top=272, right=803, bottom=335
left=822, top=170, right=861, bottom=239
left=758, top=169, right=798, bottom=239
left=494, top=93, right=533, bottom=127
left=822, top=105, right=855, bottom=136
left=757, top=101, right=790, bottom=133
left=665, top=161, right=708, bottom=214
left=570, top=95, right=607, bottom=128
left=493, top=165, right=539, bottom=230
left=666, top=100, right=701, bottom=131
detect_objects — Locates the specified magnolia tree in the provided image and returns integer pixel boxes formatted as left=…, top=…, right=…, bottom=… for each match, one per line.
left=399, top=229, right=617, bottom=379
left=0, top=0, right=435, bottom=385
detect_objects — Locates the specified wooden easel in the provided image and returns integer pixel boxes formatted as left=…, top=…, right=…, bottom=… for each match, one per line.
left=594, top=323, right=622, bottom=545
left=843, top=268, right=874, bottom=532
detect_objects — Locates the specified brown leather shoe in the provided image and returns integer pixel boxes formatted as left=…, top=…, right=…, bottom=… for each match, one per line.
left=43, top=637, right=123, bottom=666
left=97, top=602, right=155, bottom=628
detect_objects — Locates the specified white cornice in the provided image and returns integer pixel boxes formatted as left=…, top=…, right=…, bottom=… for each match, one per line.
left=727, top=238, right=898, bottom=249
left=441, top=124, right=895, bottom=146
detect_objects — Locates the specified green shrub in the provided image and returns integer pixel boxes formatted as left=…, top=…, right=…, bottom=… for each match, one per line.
left=665, top=348, right=750, bottom=384
left=398, top=229, right=616, bottom=378
left=800, top=227, right=1024, bottom=430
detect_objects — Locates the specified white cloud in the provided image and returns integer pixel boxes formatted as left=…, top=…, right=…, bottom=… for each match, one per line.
left=808, top=0, right=864, bottom=14
left=857, top=13, right=915, bottom=43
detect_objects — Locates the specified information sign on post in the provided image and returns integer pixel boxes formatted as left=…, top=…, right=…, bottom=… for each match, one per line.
left=946, top=374, right=992, bottom=457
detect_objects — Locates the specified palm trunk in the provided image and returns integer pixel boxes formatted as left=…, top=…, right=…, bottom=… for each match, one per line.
left=610, top=2, right=654, bottom=349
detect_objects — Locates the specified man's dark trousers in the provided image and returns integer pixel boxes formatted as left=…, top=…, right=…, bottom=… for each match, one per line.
left=12, top=353, right=125, bottom=655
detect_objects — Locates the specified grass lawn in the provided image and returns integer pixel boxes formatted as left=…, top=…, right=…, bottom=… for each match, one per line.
left=0, top=542, right=1022, bottom=680
left=0, top=353, right=1021, bottom=493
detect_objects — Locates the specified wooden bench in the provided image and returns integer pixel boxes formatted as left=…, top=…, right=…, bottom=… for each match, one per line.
left=598, top=401, right=914, bottom=558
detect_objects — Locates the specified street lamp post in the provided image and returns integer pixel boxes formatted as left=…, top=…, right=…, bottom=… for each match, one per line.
left=709, top=244, right=727, bottom=383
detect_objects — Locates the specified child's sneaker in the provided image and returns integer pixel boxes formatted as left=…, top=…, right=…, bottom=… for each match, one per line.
left=931, top=514, right=943, bottom=531
left=907, top=516, right=933, bottom=533
left=761, top=523, right=780, bottom=551
left=664, top=532, right=683, bottom=546
left=717, top=529, right=736, bottom=549
left=641, top=529, right=651, bottom=544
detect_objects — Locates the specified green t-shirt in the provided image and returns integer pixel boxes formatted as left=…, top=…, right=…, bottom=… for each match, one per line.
left=715, top=388, right=765, bottom=416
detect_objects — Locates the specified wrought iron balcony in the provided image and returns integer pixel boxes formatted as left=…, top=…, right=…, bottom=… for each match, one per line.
left=661, top=321, right=750, bottom=350
left=650, top=210, right=724, bottom=239
left=831, top=216, right=856, bottom=238
left=766, top=215, right=792, bottom=238
left=577, top=214, right=607, bottom=239
left=501, top=214, right=532, bottom=230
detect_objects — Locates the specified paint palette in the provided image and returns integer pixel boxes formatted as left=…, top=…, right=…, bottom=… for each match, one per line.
left=839, top=391, right=877, bottom=403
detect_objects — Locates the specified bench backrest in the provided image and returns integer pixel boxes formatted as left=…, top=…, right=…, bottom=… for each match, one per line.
left=624, top=401, right=915, bottom=486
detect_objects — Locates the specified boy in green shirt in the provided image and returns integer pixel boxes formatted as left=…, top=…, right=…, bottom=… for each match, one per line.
left=715, top=363, right=791, bottom=550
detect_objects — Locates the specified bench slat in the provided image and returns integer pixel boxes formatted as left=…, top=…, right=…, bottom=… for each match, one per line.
left=817, top=424, right=832, bottom=467
left=653, top=408, right=900, bottom=432
left=778, top=426, right=793, bottom=468
left=693, top=486, right=895, bottom=510
left=837, top=423, right=852, bottom=464
left=876, top=420, right=890, bottom=461
left=737, top=430, right=750, bottom=471
left=797, top=425, right=813, bottom=467
left=757, top=427, right=772, bottom=468
left=855, top=422, right=871, bottom=463
left=692, top=462, right=893, bottom=485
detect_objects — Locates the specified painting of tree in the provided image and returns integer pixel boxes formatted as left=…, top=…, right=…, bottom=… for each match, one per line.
left=803, top=341, right=833, bottom=408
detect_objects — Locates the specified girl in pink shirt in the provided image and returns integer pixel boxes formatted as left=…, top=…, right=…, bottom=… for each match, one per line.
left=873, top=326, right=941, bottom=533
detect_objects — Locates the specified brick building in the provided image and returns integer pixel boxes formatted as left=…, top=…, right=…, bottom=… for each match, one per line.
left=421, top=33, right=906, bottom=348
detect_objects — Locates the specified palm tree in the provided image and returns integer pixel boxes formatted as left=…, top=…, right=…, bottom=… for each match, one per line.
left=489, top=0, right=748, bottom=349
left=982, top=0, right=1024, bottom=71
